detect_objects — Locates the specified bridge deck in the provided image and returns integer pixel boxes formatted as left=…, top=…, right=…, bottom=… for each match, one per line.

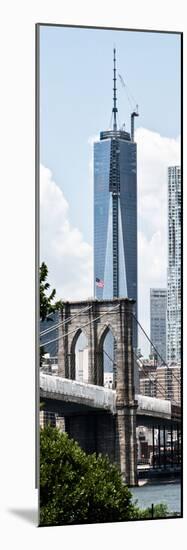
left=40, top=374, right=181, bottom=426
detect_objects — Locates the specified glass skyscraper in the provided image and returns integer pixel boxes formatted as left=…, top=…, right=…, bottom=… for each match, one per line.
left=94, top=49, right=138, bottom=349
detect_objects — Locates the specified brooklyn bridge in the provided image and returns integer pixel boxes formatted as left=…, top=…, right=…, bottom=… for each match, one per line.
left=40, top=298, right=181, bottom=486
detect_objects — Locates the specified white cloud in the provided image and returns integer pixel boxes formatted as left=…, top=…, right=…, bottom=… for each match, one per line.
left=40, top=164, right=93, bottom=301
left=136, top=128, right=180, bottom=237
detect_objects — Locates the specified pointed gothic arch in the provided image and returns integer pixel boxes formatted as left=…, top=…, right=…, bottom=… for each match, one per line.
left=97, top=324, right=117, bottom=388
left=69, top=328, right=88, bottom=381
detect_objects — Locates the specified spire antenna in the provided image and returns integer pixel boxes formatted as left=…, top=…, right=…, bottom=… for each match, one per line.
left=112, top=47, right=118, bottom=131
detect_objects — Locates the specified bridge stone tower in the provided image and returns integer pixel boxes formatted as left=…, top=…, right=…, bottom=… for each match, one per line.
left=58, top=298, right=138, bottom=485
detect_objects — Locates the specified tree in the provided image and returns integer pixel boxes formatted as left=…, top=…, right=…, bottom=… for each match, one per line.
left=40, top=262, right=63, bottom=367
left=40, top=426, right=139, bottom=526
left=40, top=262, right=62, bottom=322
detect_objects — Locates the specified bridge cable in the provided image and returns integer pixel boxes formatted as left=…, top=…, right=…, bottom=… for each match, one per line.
left=40, top=305, right=180, bottom=407
left=102, top=344, right=179, bottom=406
left=40, top=303, right=120, bottom=348
left=131, top=311, right=181, bottom=386
left=134, top=353, right=179, bottom=405
left=40, top=305, right=93, bottom=337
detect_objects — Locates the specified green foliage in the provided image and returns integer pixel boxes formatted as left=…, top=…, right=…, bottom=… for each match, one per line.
left=40, top=427, right=171, bottom=526
left=40, top=426, right=138, bottom=526
left=40, top=262, right=63, bottom=322
left=40, top=262, right=63, bottom=366
left=137, top=502, right=169, bottom=519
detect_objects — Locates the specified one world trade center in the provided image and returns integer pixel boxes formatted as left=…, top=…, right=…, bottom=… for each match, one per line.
left=94, top=48, right=138, bottom=351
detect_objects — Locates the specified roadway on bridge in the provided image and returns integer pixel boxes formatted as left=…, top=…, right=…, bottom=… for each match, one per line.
left=40, top=374, right=181, bottom=428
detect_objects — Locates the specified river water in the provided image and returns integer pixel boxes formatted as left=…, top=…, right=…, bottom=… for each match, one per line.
left=130, top=482, right=181, bottom=513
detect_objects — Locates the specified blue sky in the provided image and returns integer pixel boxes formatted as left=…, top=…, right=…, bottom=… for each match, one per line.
left=40, top=25, right=181, bottom=244
left=40, top=25, right=181, bottom=356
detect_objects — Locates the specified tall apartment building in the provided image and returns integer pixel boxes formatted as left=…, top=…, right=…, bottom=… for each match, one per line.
left=139, top=360, right=157, bottom=398
left=156, top=364, right=181, bottom=404
left=94, top=49, right=138, bottom=350
left=139, top=361, right=181, bottom=405
left=167, top=166, right=181, bottom=363
left=150, top=288, right=167, bottom=364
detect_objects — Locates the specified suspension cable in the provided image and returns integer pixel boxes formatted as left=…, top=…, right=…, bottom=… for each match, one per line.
left=103, top=346, right=179, bottom=406
left=134, top=352, right=179, bottom=404
left=131, top=311, right=181, bottom=386
left=40, top=303, right=120, bottom=348
left=40, top=304, right=93, bottom=337
left=40, top=304, right=180, bottom=406
left=101, top=341, right=179, bottom=405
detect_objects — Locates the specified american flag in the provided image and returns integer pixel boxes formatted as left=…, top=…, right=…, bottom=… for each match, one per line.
left=96, top=277, right=104, bottom=288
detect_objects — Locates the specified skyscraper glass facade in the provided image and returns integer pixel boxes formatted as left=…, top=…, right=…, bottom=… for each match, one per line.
left=94, top=129, right=138, bottom=348
left=167, top=166, right=181, bottom=363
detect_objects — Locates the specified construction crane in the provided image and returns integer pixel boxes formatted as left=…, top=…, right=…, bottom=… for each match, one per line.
left=118, top=73, right=139, bottom=142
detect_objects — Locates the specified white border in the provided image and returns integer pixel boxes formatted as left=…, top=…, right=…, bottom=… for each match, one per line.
left=0, top=1, right=186, bottom=548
